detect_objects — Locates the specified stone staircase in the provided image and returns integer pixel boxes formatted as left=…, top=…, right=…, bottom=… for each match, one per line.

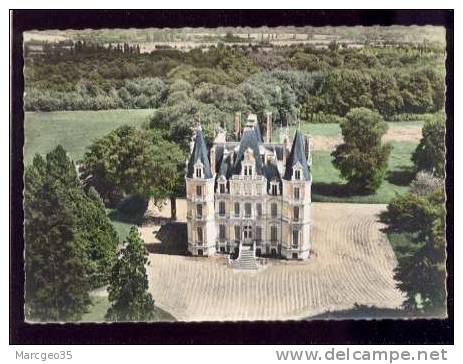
left=229, top=245, right=259, bottom=270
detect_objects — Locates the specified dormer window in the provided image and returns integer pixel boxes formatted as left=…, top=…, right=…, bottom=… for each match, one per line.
left=270, top=181, right=279, bottom=196
left=217, top=176, right=227, bottom=194
left=243, top=148, right=255, bottom=177
left=244, top=166, right=253, bottom=176
left=293, top=163, right=303, bottom=181
left=272, top=184, right=277, bottom=195
left=194, top=160, right=204, bottom=179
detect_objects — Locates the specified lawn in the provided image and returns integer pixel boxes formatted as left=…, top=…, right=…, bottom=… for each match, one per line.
left=311, top=142, right=417, bottom=204
left=24, top=109, right=153, bottom=164
left=81, top=295, right=176, bottom=322
left=272, top=121, right=424, bottom=141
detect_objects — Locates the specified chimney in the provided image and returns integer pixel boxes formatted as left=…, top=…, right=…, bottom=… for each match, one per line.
left=266, top=111, right=272, bottom=143
left=233, top=112, right=241, bottom=140
left=210, top=145, right=216, bottom=176
left=304, top=135, right=309, bottom=160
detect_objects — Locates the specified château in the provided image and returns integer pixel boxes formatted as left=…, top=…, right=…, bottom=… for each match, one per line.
left=186, top=113, right=312, bottom=260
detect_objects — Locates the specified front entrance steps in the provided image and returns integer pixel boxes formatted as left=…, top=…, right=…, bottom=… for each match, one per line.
left=228, top=244, right=260, bottom=270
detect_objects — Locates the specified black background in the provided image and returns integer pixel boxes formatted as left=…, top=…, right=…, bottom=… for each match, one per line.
left=10, top=9, right=454, bottom=345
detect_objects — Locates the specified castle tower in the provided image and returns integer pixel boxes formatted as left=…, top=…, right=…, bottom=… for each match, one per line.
left=186, top=128, right=216, bottom=256
left=281, top=130, right=312, bottom=260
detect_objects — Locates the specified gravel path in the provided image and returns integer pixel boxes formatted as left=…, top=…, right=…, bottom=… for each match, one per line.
left=144, top=202, right=404, bottom=321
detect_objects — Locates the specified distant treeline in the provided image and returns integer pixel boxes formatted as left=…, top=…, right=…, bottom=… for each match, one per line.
left=24, top=43, right=445, bottom=121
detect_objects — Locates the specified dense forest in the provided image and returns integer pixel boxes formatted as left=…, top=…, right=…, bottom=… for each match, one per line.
left=24, top=39, right=445, bottom=127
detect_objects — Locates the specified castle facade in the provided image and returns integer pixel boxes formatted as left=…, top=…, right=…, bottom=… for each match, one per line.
left=185, top=114, right=312, bottom=260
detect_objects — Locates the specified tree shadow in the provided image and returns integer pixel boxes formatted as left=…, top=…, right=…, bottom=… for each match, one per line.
left=145, top=222, right=188, bottom=256
left=312, top=182, right=350, bottom=198
left=385, top=166, right=416, bottom=186
left=309, top=304, right=409, bottom=320
left=107, top=195, right=148, bottom=225
left=312, top=182, right=373, bottom=198
left=308, top=303, right=446, bottom=320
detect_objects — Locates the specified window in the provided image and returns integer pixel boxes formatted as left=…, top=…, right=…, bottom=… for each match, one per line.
left=243, top=225, right=252, bottom=239
left=295, top=169, right=301, bottom=180
left=234, top=225, right=241, bottom=241
left=244, top=183, right=252, bottom=195
left=255, top=226, right=262, bottom=241
left=245, top=203, right=252, bottom=218
left=293, top=206, right=300, bottom=221
left=196, top=185, right=202, bottom=196
left=271, top=184, right=278, bottom=196
left=256, top=203, right=262, bottom=218
left=219, top=183, right=226, bottom=194
left=294, top=187, right=300, bottom=200
left=219, top=224, right=226, bottom=239
left=249, top=167, right=253, bottom=176
left=270, top=226, right=278, bottom=242
left=271, top=203, right=277, bottom=218
left=197, top=227, right=203, bottom=244
left=292, top=230, right=299, bottom=248
left=219, top=201, right=226, bottom=216
left=196, top=204, right=203, bottom=218
left=234, top=202, right=240, bottom=217
left=195, top=167, right=202, bottom=178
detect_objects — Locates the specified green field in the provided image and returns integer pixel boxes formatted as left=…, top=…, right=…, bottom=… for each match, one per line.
left=24, top=109, right=153, bottom=164
left=25, top=110, right=421, bottom=207
left=311, top=142, right=416, bottom=203
left=273, top=121, right=424, bottom=140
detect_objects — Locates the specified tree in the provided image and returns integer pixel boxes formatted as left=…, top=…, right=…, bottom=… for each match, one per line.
left=397, top=70, right=435, bottom=114
left=331, top=108, right=392, bottom=193
left=412, top=117, right=446, bottom=178
left=105, top=226, right=155, bottom=321
left=69, top=186, right=119, bottom=288
left=24, top=148, right=91, bottom=321
left=26, top=146, right=119, bottom=294
left=369, top=70, right=403, bottom=119
left=82, top=126, right=185, bottom=214
left=322, top=70, right=374, bottom=116
left=380, top=182, right=446, bottom=313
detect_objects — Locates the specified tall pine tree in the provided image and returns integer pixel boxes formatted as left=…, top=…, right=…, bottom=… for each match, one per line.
left=24, top=150, right=90, bottom=321
left=105, top=226, right=155, bottom=321
left=24, top=145, right=119, bottom=320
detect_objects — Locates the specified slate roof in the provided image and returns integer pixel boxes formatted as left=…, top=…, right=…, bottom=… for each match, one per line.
left=283, top=130, right=310, bottom=181
left=217, top=153, right=232, bottom=179
left=263, top=163, right=280, bottom=181
left=254, top=122, right=264, bottom=143
left=232, top=128, right=264, bottom=175
left=187, top=129, right=213, bottom=179
left=214, top=145, right=224, bottom=173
